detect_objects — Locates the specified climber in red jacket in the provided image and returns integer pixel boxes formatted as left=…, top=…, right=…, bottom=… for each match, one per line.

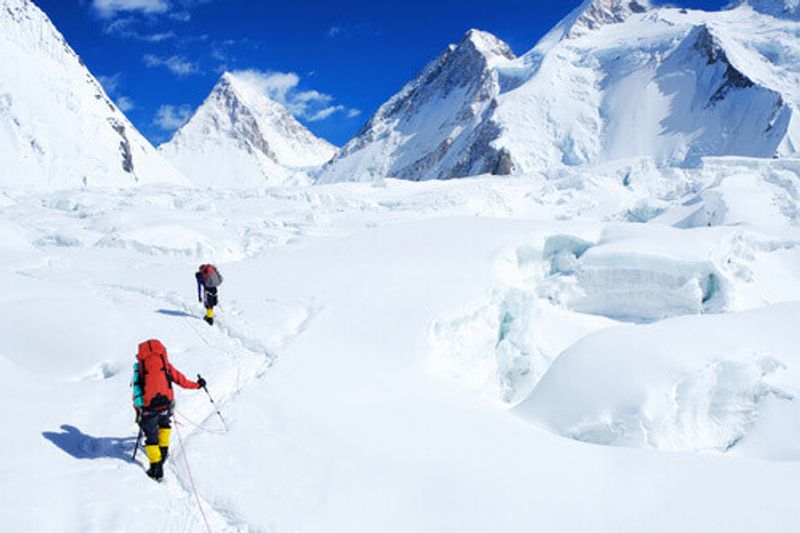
left=132, top=339, right=206, bottom=481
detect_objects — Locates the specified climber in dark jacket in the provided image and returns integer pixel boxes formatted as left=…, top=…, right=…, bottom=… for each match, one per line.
left=195, top=264, right=223, bottom=325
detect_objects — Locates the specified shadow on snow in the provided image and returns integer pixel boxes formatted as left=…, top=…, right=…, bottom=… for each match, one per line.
left=42, top=424, right=139, bottom=462
left=156, top=308, right=197, bottom=319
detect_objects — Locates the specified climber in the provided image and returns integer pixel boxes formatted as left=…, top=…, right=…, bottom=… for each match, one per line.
left=196, top=264, right=223, bottom=325
left=132, top=339, right=206, bottom=481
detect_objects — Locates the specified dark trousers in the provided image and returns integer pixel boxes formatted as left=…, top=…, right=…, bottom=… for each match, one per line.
left=139, top=409, right=171, bottom=446
left=204, top=287, right=218, bottom=309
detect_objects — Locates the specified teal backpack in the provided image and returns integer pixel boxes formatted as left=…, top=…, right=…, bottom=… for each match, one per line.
left=131, top=362, right=144, bottom=409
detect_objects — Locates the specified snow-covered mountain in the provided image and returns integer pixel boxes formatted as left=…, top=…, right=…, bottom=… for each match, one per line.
left=551, top=0, right=652, bottom=40
left=317, top=29, right=516, bottom=183
left=0, top=0, right=186, bottom=188
left=319, top=1, right=800, bottom=183
left=159, top=72, right=336, bottom=188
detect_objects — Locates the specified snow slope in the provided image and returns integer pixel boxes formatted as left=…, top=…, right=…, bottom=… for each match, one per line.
left=320, top=1, right=800, bottom=183
left=0, top=0, right=187, bottom=189
left=1, top=156, right=799, bottom=531
left=159, top=72, right=336, bottom=188
left=316, top=29, right=517, bottom=183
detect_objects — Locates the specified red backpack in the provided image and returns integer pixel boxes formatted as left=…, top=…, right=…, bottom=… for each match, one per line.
left=137, top=340, right=175, bottom=411
left=199, top=264, right=223, bottom=288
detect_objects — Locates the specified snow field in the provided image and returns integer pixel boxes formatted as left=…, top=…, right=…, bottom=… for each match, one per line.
left=1, top=155, right=800, bottom=531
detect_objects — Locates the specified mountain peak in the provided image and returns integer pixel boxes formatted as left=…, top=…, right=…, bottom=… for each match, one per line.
left=160, top=71, right=334, bottom=187
left=458, top=29, right=516, bottom=60
left=212, top=71, right=267, bottom=107
left=560, top=0, right=652, bottom=40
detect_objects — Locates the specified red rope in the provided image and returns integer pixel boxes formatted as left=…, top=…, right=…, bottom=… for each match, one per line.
left=174, top=407, right=227, bottom=436
left=174, top=419, right=213, bottom=533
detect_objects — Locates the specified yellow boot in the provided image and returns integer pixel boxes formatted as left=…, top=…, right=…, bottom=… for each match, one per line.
left=145, top=445, right=163, bottom=481
left=158, top=428, right=171, bottom=464
left=204, top=307, right=214, bottom=326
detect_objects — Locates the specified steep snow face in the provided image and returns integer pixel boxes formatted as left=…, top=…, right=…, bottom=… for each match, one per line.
left=0, top=0, right=186, bottom=189
left=596, top=23, right=793, bottom=164
left=547, top=0, right=652, bottom=42
left=747, top=0, right=800, bottom=19
left=316, top=30, right=516, bottom=183
left=570, top=0, right=651, bottom=35
left=320, top=5, right=800, bottom=183
left=495, top=5, right=800, bottom=172
left=159, top=72, right=336, bottom=188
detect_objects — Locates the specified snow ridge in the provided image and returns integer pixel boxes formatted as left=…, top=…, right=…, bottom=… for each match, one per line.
left=563, top=0, right=652, bottom=39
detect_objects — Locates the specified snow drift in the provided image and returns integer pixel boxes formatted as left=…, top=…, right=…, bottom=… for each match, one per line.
left=516, top=304, right=800, bottom=461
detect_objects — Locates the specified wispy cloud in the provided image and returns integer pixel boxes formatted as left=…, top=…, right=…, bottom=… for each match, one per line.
left=116, top=96, right=136, bottom=112
left=231, top=69, right=358, bottom=123
left=347, top=108, right=362, bottom=118
left=324, top=23, right=382, bottom=39
left=143, top=54, right=199, bottom=76
left=97, top=73, right=136, bottom=113
left=92, top=0, right=170, bottom=19
left=97, top=73, right=123, bottom=94
left=154, top=104, right=193, bottom=131
left=105, top=21, right=176, bottom=41
left=307, top=105, right=345, bottom=122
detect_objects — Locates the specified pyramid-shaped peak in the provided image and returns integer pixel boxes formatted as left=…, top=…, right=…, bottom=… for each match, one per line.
left=213, top=71, right=267, bottom=101
left=458, top=29, right=517, bottom=60
left=569, top=0, right=652, bottom=37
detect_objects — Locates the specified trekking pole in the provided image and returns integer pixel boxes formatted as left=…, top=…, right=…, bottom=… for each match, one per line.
left=199, top=375, right=229, bottom=432
left=132, top=426, right=143, bottom=461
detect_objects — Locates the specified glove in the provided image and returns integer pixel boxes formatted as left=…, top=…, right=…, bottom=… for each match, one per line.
left=134, top=408, right=142, bottom=425
left=197, top=375, right=207, bottom=389
left=198, top=296, right=203, bottom=303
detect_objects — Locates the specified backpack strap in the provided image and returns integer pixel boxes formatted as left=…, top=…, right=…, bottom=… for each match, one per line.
left=160, top=353, right=173, bottom=390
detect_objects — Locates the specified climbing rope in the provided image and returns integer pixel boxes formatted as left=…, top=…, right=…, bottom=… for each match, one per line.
left=174, top=418, right=213, bottom=533
left=174, top=407, right=227, bottom=436
left=182, top=310, right=243, bottom=393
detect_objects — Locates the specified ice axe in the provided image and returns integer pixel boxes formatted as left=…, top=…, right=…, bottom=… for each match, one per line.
left=199, top=374, right=229, bottom=432
left=132, top=426, right=143, bottom=462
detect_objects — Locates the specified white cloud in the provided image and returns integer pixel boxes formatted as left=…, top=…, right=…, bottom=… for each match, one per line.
left=97, top=73, right=122, bottom=94
left=143, top=54, right=198, bottom=76
left=92, top=0, right=170, bottom=18
left=97, top=74, right=135, bottom=113
left=116, top=96, right=136, bottom=112
left=233, top=70, right=300, bottom=102
left=327, top=26, right=343, bottom=38
left=307, top=105, right=345, bottom=122
left=154, top=104, right=193, bottom=131
left=230, top=69, right=355, bottom=123
left=347, top=108, right=362, bottom=118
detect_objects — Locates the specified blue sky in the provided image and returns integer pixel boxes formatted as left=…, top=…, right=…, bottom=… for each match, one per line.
left=36, top=0, right=729, bottom=146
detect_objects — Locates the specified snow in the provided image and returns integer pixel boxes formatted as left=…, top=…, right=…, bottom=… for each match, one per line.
left=3, top=0, right=800, bottom=531
left=0, top=0, right=187, bottom=189
left=2, top=153, right=800, bottom=531
left=517, top=304, right=800, bottom=460
left=320, top=1, right=800, bottom=184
